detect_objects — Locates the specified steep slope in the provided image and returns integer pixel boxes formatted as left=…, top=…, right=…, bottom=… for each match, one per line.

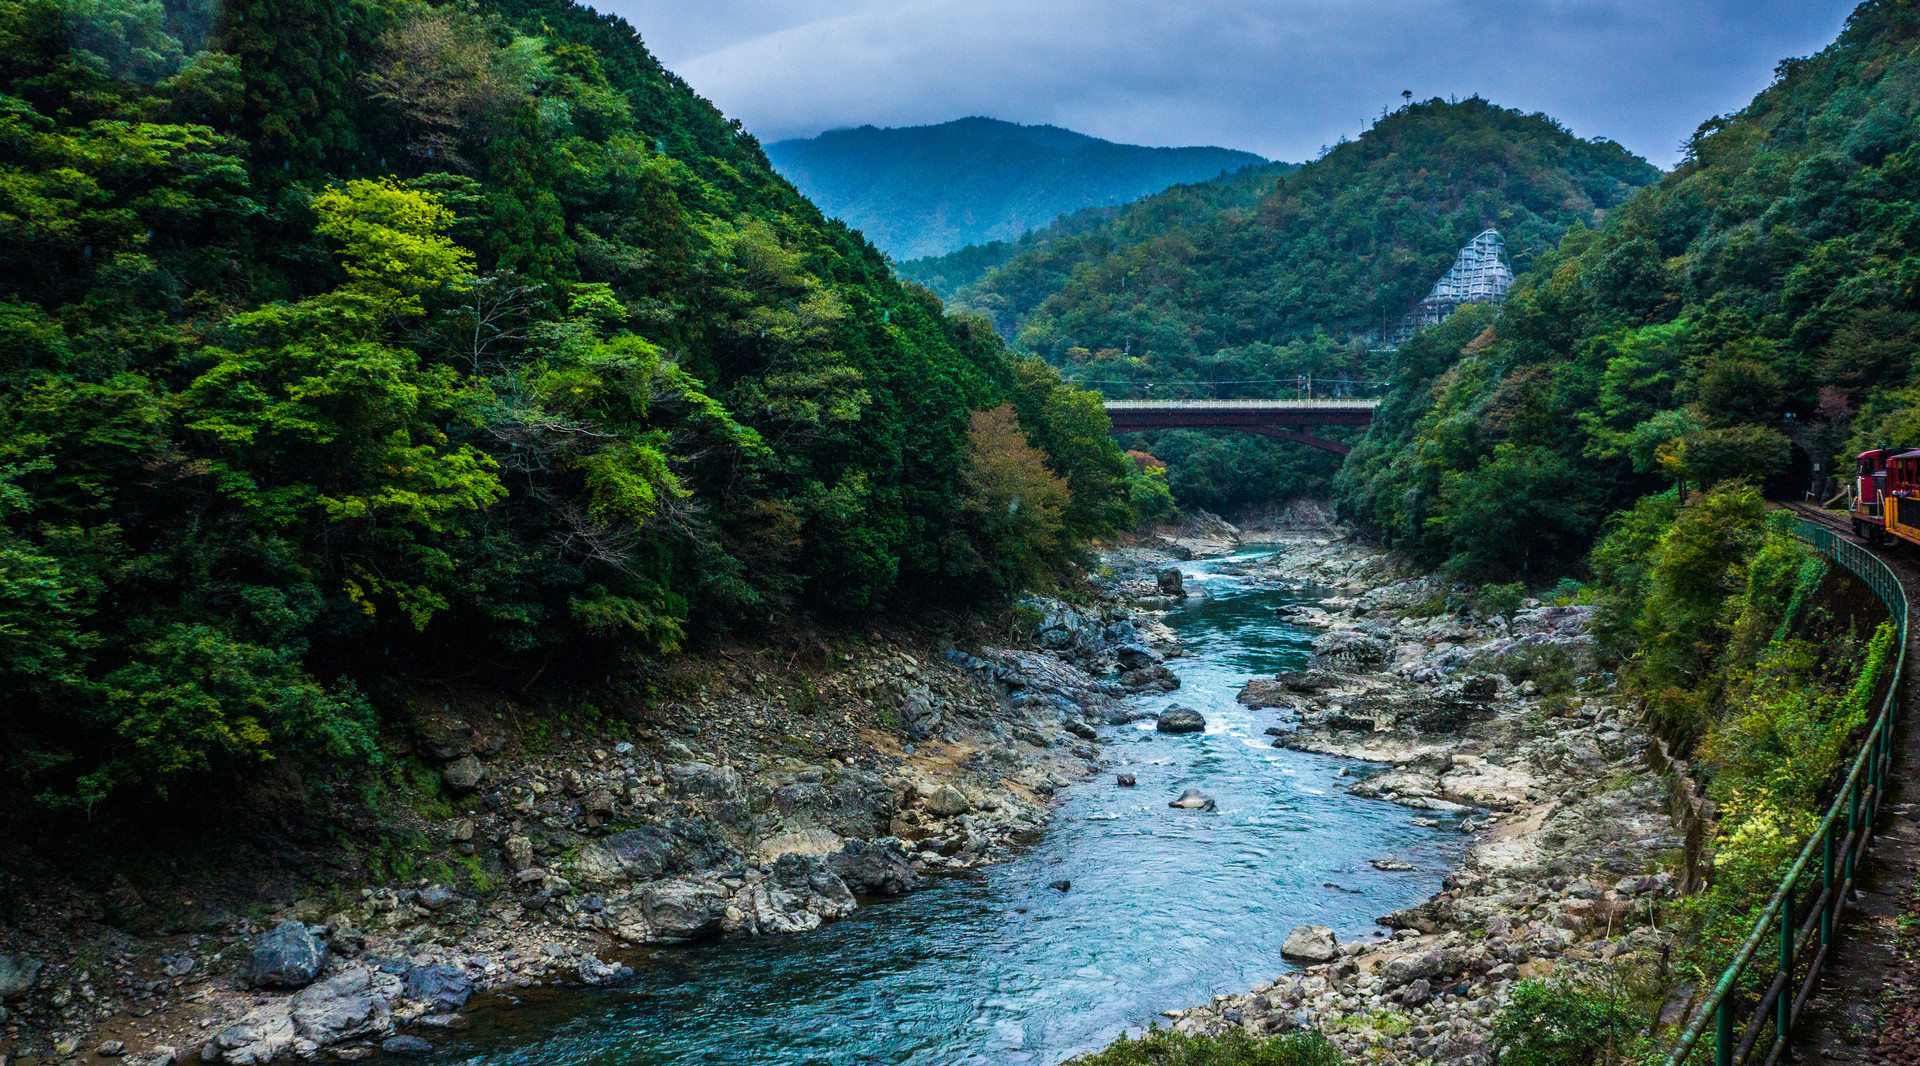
left=764, top=117, right=1270, bottom=260
left=0, top=0, right=1132, bottom=810
left=945, top=98, right=1659, bottom=383
left=1337, top=0, right=1920, bottom=576
left=920, top=100, right=1656, bottom=514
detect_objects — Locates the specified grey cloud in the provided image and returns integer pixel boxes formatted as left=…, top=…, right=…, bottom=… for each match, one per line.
left=603, top=0, right=1856, bottom=166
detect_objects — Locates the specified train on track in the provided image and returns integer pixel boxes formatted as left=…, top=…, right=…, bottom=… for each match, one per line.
left=1847, top=447, right=1920, bottom=546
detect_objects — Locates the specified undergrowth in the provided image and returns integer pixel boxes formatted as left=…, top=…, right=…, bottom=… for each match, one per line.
left=1067, top=1028, right=1341, bottom=1066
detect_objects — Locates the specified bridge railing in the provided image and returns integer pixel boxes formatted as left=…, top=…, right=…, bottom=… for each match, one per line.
left=1101, top=398, right=1381, bottom=410
left=1663, top=517, right=1907, bottom=1066
left=1064, top=376, right=1392, bottom=402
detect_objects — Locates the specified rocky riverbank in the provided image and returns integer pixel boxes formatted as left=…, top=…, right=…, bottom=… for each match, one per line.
left=0, top=585, right=1191, bottom=1066
left=1102, top=517, right=1687, bottom=1066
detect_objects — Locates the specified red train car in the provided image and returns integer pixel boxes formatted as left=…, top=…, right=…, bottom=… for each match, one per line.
left=1852, top=446, right=1920, bottom=547
left=1851, top=448, right=1891, bottom=542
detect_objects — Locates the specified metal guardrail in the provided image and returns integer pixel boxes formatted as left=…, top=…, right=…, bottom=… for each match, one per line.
left=1664, top=518, right=1908, bottom=1066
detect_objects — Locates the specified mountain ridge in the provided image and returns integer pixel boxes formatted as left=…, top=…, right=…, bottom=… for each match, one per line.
left=764, top=116, right=1272, bottom=259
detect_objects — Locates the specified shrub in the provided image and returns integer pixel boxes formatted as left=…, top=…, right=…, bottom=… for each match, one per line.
left=1067, top=1027, right=1342, bottom=1066
left=1491, top=979, right=1652, bottom=1066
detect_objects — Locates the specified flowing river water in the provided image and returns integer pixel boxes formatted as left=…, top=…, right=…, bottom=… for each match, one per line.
left=429, top=549, right=1461, bottom=1066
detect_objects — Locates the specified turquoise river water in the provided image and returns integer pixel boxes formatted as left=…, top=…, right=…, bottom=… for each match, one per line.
left=425, top=549, right=1459, bottom=1066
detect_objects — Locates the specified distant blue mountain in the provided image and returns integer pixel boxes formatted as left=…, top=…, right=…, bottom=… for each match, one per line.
left=765, top=117, right=1270, bottom=260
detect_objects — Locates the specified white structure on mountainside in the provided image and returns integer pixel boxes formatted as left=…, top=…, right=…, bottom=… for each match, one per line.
left=1379, top=229, right=1514, bottom=346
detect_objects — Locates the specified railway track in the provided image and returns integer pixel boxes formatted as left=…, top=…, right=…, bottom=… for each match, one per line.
left=1770, top=502, right=1920, bottom=1064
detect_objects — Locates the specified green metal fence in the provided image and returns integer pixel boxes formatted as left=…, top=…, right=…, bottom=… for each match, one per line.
left=1663, top=518, right=1908, bottom=1066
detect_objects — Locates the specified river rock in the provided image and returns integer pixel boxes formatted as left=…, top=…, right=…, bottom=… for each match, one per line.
left=202, top=1002, right=295, bottom=1066
left=1237, top=679, right=1291, bottom=708
left=505, top=835, right=535, bottom=872
left=1156, top=707, right=1206, bottom=733
left=0, top=954, right=42, bottom=999
left=442, top=755, right=485, bottom=792
left=1280, top=925, right=1338, bottom=962
left=900, top=687, right=942, bottom=742
left=382, top=1037, right=433, bottom=1055
left=402, top=964, right=472, bottom=1013
left=920, top=783, right=971, bottom=817
left=291, top=967, right=400, bottom=1046
left=1116, top=773, right=1136, bottom=787
left=412, top=705, right=503, bottom=760
left=570, top=820, right=734, bottom=888
left=637, top=878, right=731, bottom=940
left=242, top=920, right=329, bottom=989
left=1169, top=788, right=1216, bottom=810
left=828, top=838, right=920, bottom=896
left=1027, top=597, right=1102, bottom=650
left=1049, top=880, right=1071, bottom=892
left=1121, top=664, right=1180, bottom=693
left=1157, top=568, right=1186, bottom=598
left=577, top=957, right=632, bottom=986
left=1310, top=631, right=1394, bottom=672
left=1116, top=644, right=1162, bottom=671
left=1275, top=669, right=1342, bottom=693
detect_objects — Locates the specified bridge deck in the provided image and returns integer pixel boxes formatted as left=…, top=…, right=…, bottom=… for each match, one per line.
left=1102, top=399, right=1380, bottom=411
left=1101, top=398, right=1378, bottom=455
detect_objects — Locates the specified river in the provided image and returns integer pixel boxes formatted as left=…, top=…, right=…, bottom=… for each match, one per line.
left=425, top=548, right=1460, bottom=1066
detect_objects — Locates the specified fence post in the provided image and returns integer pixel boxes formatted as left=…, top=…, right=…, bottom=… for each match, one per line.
left=1716, top=996, right=1734, bottom=1066
left=1778, top=884, right=1795, bottom=1047
left=1821, top=828, right=1834, bottom=949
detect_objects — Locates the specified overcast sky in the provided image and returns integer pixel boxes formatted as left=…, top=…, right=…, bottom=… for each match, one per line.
left=594, top=0, right=1857, bottom=168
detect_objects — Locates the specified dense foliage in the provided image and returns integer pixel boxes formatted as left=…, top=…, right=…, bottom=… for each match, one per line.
left=1066, top=1028, right=1342, bottom=1066
left=939, top=98, right=1656, bottom=379
left=1491, top=979, right=1655, bottom=1066
left=0, top=0, right=1137, bottom=808
left=913, top=99, right=1656, bottom=514
left=1338, top=1, right=1920, bottom=577
left=766, top=117, right=1270, bottom=261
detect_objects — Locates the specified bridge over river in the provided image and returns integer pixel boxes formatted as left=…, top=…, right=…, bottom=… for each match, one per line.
left=1102, top=398, right=1379, bottom=455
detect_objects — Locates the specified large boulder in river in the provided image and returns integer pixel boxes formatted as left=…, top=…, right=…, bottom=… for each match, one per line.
left=1156, top=707, right=1206, bottom=734
left=1237, top=679, right=1291, bottom=709
left=242, top=920, right=329, bottom=989
left=1281, top=924, right=1339, bottom=962
left=1120, top=664, right=1180, bottom=694
left=1168, top=788, right=1216, bottom=810
left=1156, top=568, right=1187, bottom=599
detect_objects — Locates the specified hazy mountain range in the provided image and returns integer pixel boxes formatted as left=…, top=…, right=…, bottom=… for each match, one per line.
left=765, top=117, right=1271, bottom=260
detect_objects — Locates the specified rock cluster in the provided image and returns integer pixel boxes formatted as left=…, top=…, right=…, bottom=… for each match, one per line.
left=1135, top=526, right=1684, bottom=1065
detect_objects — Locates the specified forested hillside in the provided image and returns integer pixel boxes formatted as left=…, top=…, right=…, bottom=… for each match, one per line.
left=765, top=117, right=1271, bottom=260
left=0, top=0, right=1135, bottom=810
left=1337, top=0, right=1920, bottom=577
left=930, top=99, right=1658, bottom=512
